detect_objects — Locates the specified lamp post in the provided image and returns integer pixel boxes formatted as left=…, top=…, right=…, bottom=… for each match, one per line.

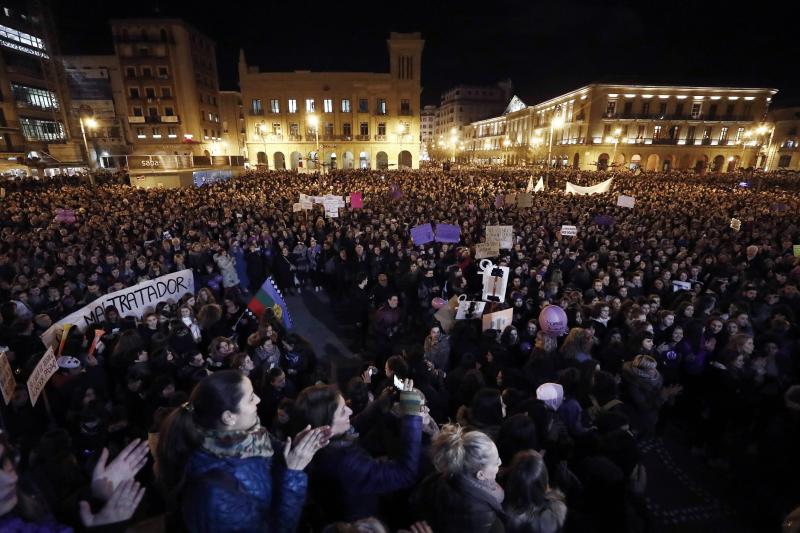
left=308, top=114, right=321, bottom=174
left=257, top=122, right=268, bottom=167
left=450, top=127, right=458, bottom=164
left=548, top=114, right=564, bottom=168
left=605, top=128, right=622, bottom=169
left=79, top=116, right=98, bottom=170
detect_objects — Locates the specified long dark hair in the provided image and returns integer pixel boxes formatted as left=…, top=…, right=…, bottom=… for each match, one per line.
left=292, top=384, right=340, bottom=436
left=156, top=370, right=246, bottom=494
left=504, top=449, right=550, bottom=510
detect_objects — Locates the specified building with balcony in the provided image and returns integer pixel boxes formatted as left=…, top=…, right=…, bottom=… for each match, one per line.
left=433, top=80, right=512, bottom=139
left=465, top=83, right=778, bottom=172
left=62, top=55, right=130, bottom=167
left=420, top=104, right=436, bottom=161
left=0, top=2, right=82, bottom=175
left=765, top=106, right=800, bottom=171
left=219, top=90, right=245, bottom=159
left=110, top=18, right=222, bottom=157
left=239, top=32, right=424, bottom=170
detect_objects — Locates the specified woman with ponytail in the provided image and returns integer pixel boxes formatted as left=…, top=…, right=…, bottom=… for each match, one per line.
left=411, top=424, right=505, bottom=533
left=156, top=369, right=329, bottom=532
left=503, top=450, right=567, bottom=533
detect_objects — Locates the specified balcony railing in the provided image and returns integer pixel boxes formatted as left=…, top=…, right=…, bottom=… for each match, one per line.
left=161, top=115, right=179, bottom=123
left=356, top=134, right=370, bottom=141
left=249, top=110, right=264, bottom=116
left=375, top=134, right=387, bottom=141
left=289, top=134, right=302, bottom=141
left=399, top=109, right=413, bottom=116
left=604, top=112, right=752, bottom=122
left=128, top=116, right=145, bottom=123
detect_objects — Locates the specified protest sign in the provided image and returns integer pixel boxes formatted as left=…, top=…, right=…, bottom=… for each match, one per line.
left=526, top=177, right=534, bottom=193
left=486, top=225, right=514, bottom=249
left=350, top=192, right=363, bottom=209
left=411, top=224, right=435, bottom=245
left=0, top=350, right=15, bottom=405
left=292, top=203, right=302, bottom=212
left=504, top=193, right=517, bottom=206
left=479, top=259, right=510, bottom=303
left=516, top=193, right=533, bottom=208
left=560, top=225, right=578, bottom=237
left=565, top=177, right=613, bottom=195
left=299, top=193, right=310, bottom=203
left=434, top=224, right=461, bottom=243
left=300, top=200, right=313, bottom=210
left=534, top=176, right=544, bottom=192
left=730, top=218, right=741, bottom=231
left=617, top=195, right=635, bottom=209
left=456, top=297, right=486, bottom=320
left=672, top=280, right=692, bottom=292
left=475, top=242, right=500, bottom=259
left=27, top=347, right=57, bottom=407
left=42, top=270, right=195, bottom=346
left=482, top=308, right=513, bottom=332
left=593, top=215, right=615, bottom=226
left=793, top=245, right=800, bottom=258
left=494, top=195, right=504, bottom=208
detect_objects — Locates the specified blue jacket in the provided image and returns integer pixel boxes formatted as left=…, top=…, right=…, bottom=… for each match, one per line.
left=308, top=414, right=422, bottom=523
left=182, top=449, right=307, bottom=533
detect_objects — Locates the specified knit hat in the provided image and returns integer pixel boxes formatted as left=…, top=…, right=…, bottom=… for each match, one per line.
left=536, top=383, right=564, bottom=411
left=631, top=354, right=658, bottom=379
left=397, top=389, right=425, bottom=417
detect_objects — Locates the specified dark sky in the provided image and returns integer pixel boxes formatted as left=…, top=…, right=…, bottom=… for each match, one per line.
left=53, top=0, right=800, bottom=107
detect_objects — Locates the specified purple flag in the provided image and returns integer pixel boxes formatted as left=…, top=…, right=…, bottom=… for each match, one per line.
left=410, top=224, right=434, bottom=245
left=434, top=224, right=461, bottom=243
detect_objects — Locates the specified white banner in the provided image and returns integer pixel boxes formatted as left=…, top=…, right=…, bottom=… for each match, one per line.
left=0, top=351, right=15, bottom=405
left=565, top=177, right=613, bottom=195
left=27, top=347, right=58, bottom=407
left=42, top=270, right=195, bottom=346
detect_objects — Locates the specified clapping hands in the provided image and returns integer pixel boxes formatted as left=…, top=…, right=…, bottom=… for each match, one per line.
left=90, top=438, right=150, bottom=502
left=284, top=425, right=331, bottom=471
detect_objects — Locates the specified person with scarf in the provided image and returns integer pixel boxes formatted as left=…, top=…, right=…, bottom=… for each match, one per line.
left=411, top=424, right=505, bottom=533
left=156, top=370, right=329, bottom=532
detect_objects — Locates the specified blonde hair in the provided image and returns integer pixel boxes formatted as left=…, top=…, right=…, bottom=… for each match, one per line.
left=431, top=424, right=496, bottom=476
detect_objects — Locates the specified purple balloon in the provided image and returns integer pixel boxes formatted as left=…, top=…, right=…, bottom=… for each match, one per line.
left=431, top=297, right=446, bottom=310
left=539, top=305, right=568, bottom=336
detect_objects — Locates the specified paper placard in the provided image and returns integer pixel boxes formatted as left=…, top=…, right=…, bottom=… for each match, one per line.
left=486, top=225, right=513, bottom=249
left=617, top=195, right=635, bottom=209
left=475, top=242, right=500, bottom=259
left=0, top=351, right=15, bottom=405
left=482, top=308, right=513, bottom=332
left=560, top=225, right=578, bottom=236
left=730, top=218, right=741, bottom=231
left=292, top=203, right=302, bottom=212
left=411, top=224, right=435, bottom=245
left=456, top=300, right=486, bottom=320
left=299, top=193, right=310, bottom=203
left=27, top=347, right=58, bottom=407
left=350, top=192, right=363, bottom=209
left=672, top=280, right=692, bottom=292
left=300, top=200, right=313, bottom=210
left=479, top=259, right=510, bottom=303
left=434, top=224, right=461, bottom=243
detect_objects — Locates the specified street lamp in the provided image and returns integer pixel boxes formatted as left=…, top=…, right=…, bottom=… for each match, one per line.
left=605, top=127, right=622, bottom=168
left=548, top=114, right=564, bottom=168
left=738, top=130, right=753, bottom=169
left=79, top=116, right=98, bottom=170
left=308, top=114, right=321, bottom=174
left=257, top=122, right=268, bottom=167
left=450, top=127, right=459, bottom=164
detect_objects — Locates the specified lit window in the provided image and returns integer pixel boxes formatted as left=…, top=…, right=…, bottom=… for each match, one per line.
left=323, top=99, right=333, bottom=113
left=0, top=24, right=48, bottom=58
left=11, top=84, right=59, bottom=110
left=288, top=99, right=297, bottom=113
left=270, top=99, right=279, bottom=113
left=19, top=118, right=65, bottom=141
left=305, top=98, right=315, bottom=112
left=341, top=99, right=351, bottom=113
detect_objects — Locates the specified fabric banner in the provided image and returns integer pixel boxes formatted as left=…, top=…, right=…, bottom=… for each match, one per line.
left=616, top=195, right=635, bottom=208
left=350, top=192, right=363, bottom=209
left=485, top=225, right=513, bottom=249
left=42, top=269, right=195, bottom=346
left=27, top=347, right=58, bottom=407
left=475, top=242, right=500, bottom=259
left=534, top=176, right=544, bottom=192
left=565, top=177, right=613, bottom=195
left=411, top=224, right=435, bottom=245
left=434, top=224, right=461, bottom=243
left=0, top=351, right=15, bottom=405
left=248, top=276, right=293, bottom=330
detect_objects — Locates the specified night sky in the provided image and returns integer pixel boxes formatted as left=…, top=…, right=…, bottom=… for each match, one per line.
left=53, top=0, right=800, bottom=108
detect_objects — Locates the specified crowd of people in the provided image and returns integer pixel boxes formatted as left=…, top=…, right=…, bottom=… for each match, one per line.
left=0, top=165, right=798, bottom=532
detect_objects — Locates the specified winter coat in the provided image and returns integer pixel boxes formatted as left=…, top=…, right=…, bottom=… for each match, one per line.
left=231, top=247, right=250, bottom=292
left=412, top=472, right=505, bottom=533
left=182, top=448, right=307, bottom=533
left=307, top=415, right=422, bottom=524
left=504, top=492, right=567, bottom=533
left=424, top=335, right=452, bottom=371
left=213, top=253, right=240, bottom=288
left=620, top=363, right=665, bottom=436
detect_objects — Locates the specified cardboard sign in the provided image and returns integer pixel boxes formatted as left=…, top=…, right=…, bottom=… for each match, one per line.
left=27, top=347, right=58, bottom=407
left=486, top=225, right=513, bottom=249
left=411, top=224, right=435, bottom=245
left=434, top=224, right=461, bottom=243
left=475, top=242, right=500, bottom=259
left=617, top=195, right=635, bottom=209
left=292, top=203, right=302, bottom=212
left=0, top=351, right=15, bottom=405
left=516, top=193, right=533, bottom=208
left=482, top=308, right=513, bottom=332
left=560, top=225, right=578, bottom=237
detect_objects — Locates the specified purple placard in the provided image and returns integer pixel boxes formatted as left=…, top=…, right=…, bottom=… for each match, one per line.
left=593, top=215, right=615, bottom=226
left=411, top=223, right=435, bottom=245
left=435, top=223, right=461, bottom=243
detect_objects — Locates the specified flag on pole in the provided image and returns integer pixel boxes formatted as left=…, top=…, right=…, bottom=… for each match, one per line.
left=247, top=277, right=293, bottom=329
left=526, top=176, right=534, bottom=193
left=534, top=176, right=544, bottom=192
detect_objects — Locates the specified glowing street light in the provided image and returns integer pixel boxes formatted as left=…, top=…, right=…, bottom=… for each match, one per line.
left=607, top=127, right=622, bottom=168
left=79, top=116, right=99, bottom=170
left=257, top=122, right=269, bottom=166
left=307, top=114, right=321, bottom=174
left=547, top=113, right=565, bottom=168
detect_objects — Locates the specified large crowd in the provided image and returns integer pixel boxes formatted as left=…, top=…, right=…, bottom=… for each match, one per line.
left=0, top=165, right=799, bottom=532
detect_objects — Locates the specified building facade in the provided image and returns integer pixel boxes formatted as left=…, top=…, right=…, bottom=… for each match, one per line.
left=434, top=80, right=512, bottom=139
left=219, top=90, right=245, bottom=158
left=466, top=83, right=778, bottom=173
left=765, top=106, right=800, bottom=171
left=110, top=18, right=223, bottom=157
left=62, top=55, right=129, bottom=167
left=420, top=104, right=436, bottom=160
left=0, top=2, right=83, bottom=174
left=239, top=32, right=424, bottom=171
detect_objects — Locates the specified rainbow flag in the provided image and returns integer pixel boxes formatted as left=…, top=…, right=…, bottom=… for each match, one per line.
left=247, top=277, right=293, bottom=329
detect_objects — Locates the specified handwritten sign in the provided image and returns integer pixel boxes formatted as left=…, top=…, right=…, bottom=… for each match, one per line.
left=516, top=193, right=533, bottom=208
left=617, top=195, right=635, bottom=209
left=27, top=347, right=58, bottom=406
left=475, top=242, right=500, bottom=259
left=0, top=351, right=15, bottom=405
left=560, top=225, right=578, bottom=237
left=486, top=225, right=513, bottom=249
